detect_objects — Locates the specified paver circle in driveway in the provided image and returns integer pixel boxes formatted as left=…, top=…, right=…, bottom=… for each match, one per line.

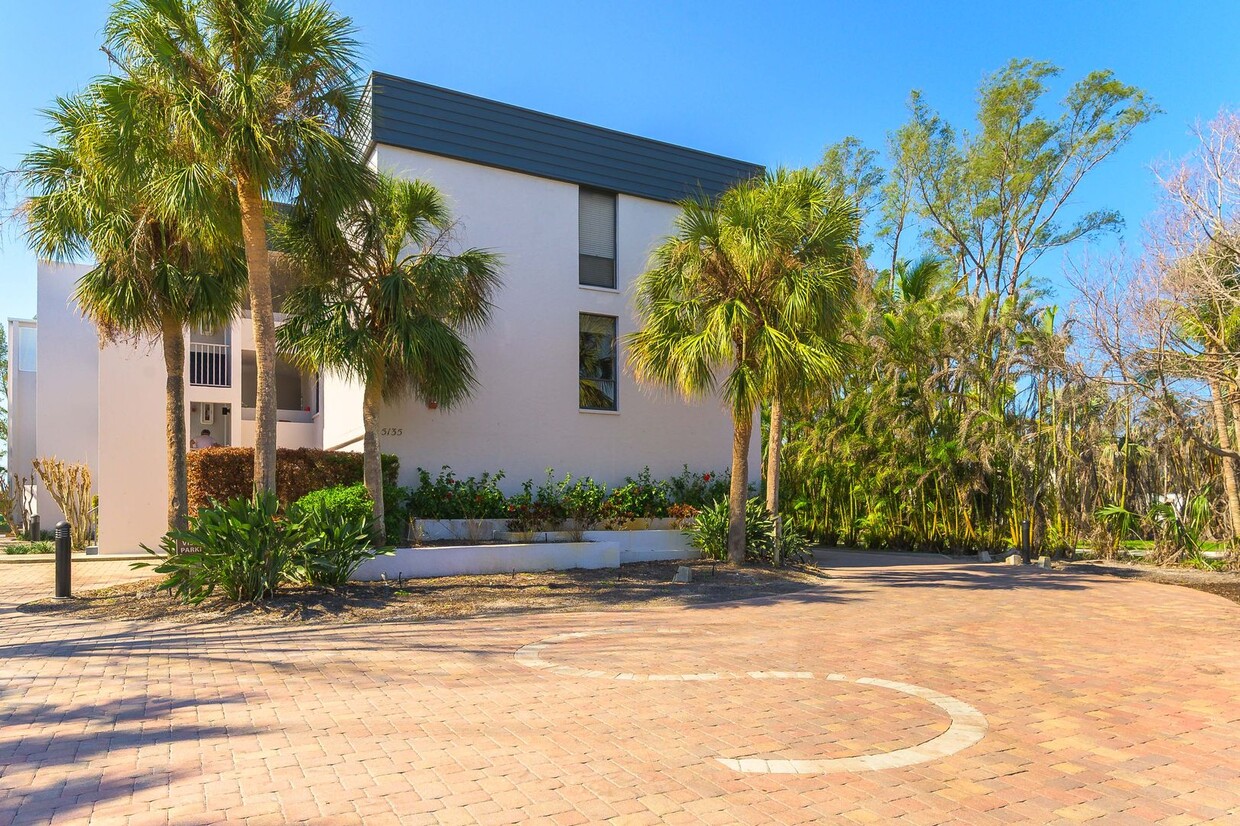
left=1, top=555, right=1239, bottom=823
left=516, top=625, right=988, bottom=775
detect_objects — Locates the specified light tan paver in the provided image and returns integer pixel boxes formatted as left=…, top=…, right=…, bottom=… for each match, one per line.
left=1, top=555, right=1239, bottom=824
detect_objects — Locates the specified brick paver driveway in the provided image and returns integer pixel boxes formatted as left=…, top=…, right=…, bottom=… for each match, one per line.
left=1, top=553, right=1238, bottom=824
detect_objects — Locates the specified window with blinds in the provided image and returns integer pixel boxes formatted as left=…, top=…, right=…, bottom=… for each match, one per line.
left=579, top=314, right=618, bottom=411
left=579, top=188, right=616, bottom=288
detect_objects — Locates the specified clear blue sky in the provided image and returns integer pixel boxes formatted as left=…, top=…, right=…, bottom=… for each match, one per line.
left=2, top=0, right=1238, bottom=322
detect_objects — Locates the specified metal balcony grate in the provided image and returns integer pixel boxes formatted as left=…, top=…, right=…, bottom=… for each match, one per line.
left=189, top=342, right=231, bottom=387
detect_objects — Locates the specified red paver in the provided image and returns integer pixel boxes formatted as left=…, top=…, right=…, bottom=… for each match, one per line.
left=0, top=553, right=1238, bottom=823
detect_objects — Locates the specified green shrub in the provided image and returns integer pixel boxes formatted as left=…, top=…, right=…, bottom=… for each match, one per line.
left=289, top=496, right=389, bottom=587
left=294, top=484, right=373, bottom=525
left=607, top=467, right=669, bottom=520
left=187, top=448, right=399, bottom=515
left=383, top=483, right=409, bottom=543
left=138, top=492, right=295, bottom=604
left=561, top=475, right=606, bottom=532
left=407, top=466, right=507, bottom=519
left=4, top=541, right=54, bottom=555
left=780, top=520, right=811, bottom=563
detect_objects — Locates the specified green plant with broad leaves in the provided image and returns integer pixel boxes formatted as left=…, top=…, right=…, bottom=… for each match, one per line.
left=138, top=493, right=294, bottom=604
left=138, top=491, right=391, bottom=603
left=1145, top=493, right=1214, bottom=566
left=687, top=497, right=811, bottom=565
left=687, top=498, right=774, bottom=563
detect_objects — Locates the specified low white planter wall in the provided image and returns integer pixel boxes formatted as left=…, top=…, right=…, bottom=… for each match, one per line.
left=353, top=541, right=620, bottom=581
left=486, top=528, right=698, bottom=565
left=411, top=518, right=507, bottom=543
left=581, top=528, right=690, bottom=552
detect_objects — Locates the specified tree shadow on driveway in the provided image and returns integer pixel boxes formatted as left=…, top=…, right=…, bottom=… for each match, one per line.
left=0, top=691, right=253, bottom=824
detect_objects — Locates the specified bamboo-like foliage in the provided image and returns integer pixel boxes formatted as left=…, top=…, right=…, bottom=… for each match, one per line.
left=781, top=258, right=1226, bottom=555
left=32, top=458, right=95, bottom=550
left=775, top=61, right=1210, bottom=560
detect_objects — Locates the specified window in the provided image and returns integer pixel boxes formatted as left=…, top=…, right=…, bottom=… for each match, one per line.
left=579, top=314, right=617, bottom=411
left=579, top=188, right=616, bottom=288
left=17, top=326, right=36, bottom=372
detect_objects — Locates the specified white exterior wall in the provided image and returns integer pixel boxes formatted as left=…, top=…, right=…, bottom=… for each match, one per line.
left=97, top=313, right=321, bottom=553
left=97, top=335, right=167, bottom=552
left=368, top=144, right=759, bottom=490
left=5, top=319, right=38, bottom=491
left=320, top=372, right=364, bottom=452
left=34, top=262, right=100, bottom=525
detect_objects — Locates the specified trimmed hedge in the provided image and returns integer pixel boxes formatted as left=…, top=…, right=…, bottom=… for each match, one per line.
left=187, top=448, right=398, bottom=515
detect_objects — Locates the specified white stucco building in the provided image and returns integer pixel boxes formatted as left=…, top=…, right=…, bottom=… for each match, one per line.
left=4, top=72, right=762, bottom=553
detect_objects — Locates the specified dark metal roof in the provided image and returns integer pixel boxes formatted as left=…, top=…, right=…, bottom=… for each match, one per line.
left=367, top=72, right=763, bottom=203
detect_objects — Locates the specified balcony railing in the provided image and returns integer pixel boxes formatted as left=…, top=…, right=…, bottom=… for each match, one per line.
left=189, top=342, right=231, bottom=387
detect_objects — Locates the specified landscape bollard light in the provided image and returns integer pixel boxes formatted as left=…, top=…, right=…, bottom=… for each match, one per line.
left=28, top=514, right=40, bottom=543
left=54, top=520, right=72, bottom=600
left=1020, top=519, right=1032, bottom=565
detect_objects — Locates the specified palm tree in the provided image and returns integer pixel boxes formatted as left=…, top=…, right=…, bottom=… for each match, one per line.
left=276, top=174, right=502, bottom=541
left=100, top=0, right=369, bottom=494
left=627, top=168, right=858, bottom=564
left=22, top=83, right=245, bottom=533
left=758, top=174, right=860, bottom=537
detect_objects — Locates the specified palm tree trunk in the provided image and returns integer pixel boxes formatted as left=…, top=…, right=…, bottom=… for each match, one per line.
left=728, top=407, right=754, bottom=565
left=765, top=396, right=784, bottom=563
left=1208, top=379, right=1240, bottom=539
left=237, top=173, right=278, bottom=494
left=362, top=377, right=386, bottom=543
left=160, top=313, right=188, bottom=534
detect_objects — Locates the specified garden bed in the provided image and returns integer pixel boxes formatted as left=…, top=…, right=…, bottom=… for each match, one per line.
left=18, top=560, right=829, bottom=625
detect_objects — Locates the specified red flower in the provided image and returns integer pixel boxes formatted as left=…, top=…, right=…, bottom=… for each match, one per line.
left=703, top=473, right=712, bottom=482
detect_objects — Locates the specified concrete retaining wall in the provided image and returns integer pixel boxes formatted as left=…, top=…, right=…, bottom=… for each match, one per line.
left=353, top=541, right=620, bottom=580
left=352, top=530, right=699, bottom=581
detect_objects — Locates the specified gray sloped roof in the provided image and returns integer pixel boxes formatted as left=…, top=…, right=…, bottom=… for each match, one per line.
left=366, top=72, right=763, bottom=204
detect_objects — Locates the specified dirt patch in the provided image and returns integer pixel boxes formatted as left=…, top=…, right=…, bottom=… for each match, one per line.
left=1068, top=560, right=1240, bottom=606
left=18, top=560, right=829, bottom=625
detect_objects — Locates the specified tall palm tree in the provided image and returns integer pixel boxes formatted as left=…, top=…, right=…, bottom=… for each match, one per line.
left=22, top=83, right=245, bottom=533
left=758, top=173, right=860, bottom=533
left=276, top=174, right=502, bottom=541
left=627, top=168, right=857, bottom=564
left=101, top=0, right=369, bottom=494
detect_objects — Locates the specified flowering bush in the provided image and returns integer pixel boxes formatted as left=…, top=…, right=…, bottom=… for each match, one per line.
left=665, top=465, right=731, bottom=509
left=505, top=478, right=556, bottom=534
